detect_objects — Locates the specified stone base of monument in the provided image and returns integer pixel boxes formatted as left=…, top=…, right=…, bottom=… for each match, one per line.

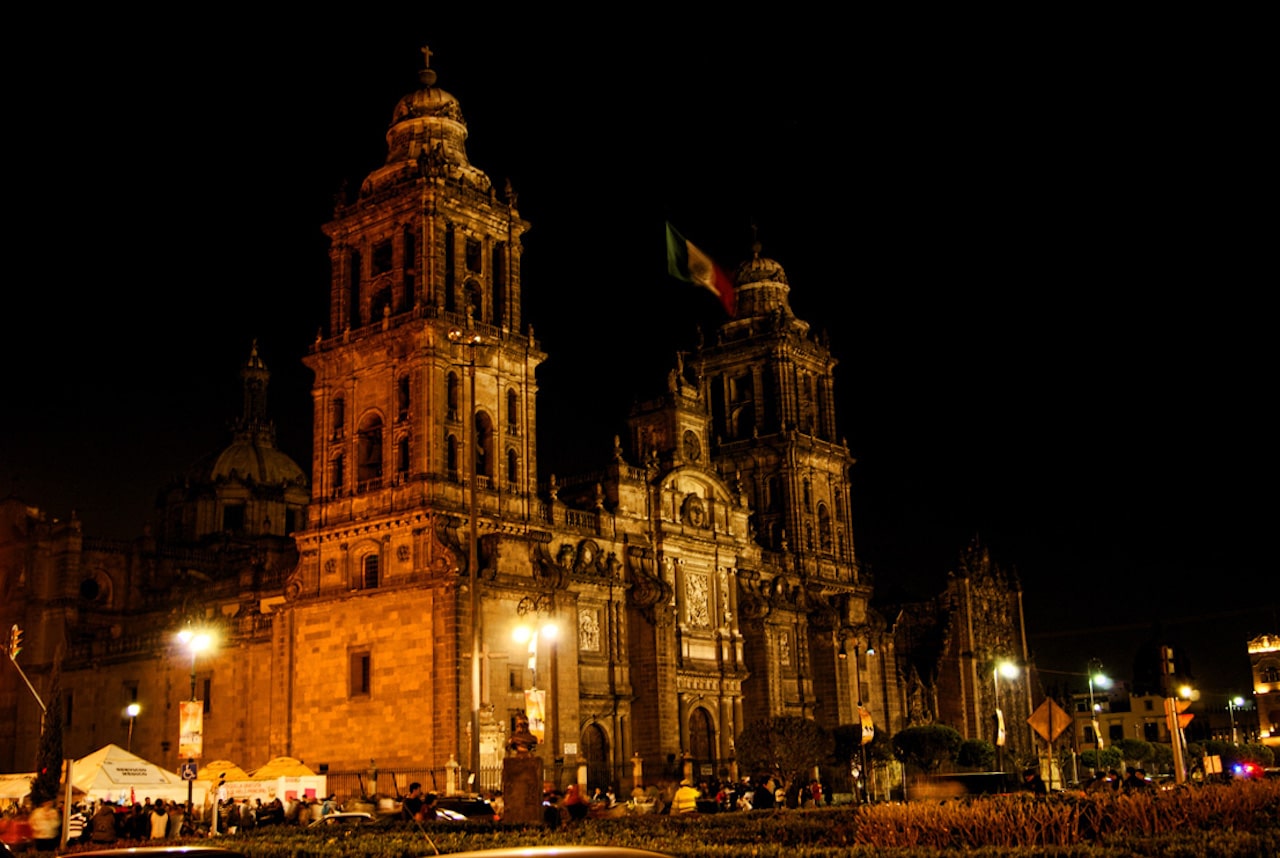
left=501, top=755, right=544, bottom=825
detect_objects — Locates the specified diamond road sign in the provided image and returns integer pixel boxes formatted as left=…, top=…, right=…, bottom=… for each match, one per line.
left=1028, top=698, right=1072, bottom=743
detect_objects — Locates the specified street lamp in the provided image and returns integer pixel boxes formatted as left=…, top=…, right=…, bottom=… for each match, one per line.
left=175, top=627, right=213, bottom=815
left=1228, top=696, right=1244, bottom=744
left=176, top=628, right=212, bottom=701
left=993, top=659, right=1020, bottom=774
left=1086, top=662, right=1112, bottom=776
left=450, top=326, right=484, bottom=788
left=839, top=634, right=875, bottom=804
left=126, top=703, right=141, bottom=752
left=513, top=616, right=557, bottom=769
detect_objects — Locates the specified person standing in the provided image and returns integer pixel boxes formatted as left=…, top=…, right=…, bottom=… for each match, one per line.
left=401, top=783, right=425, bottom=821
left=29, top=799, right=60, bottom=853
left=89, top=801, right=119, bottom=843
left=149, top=801, right=169, bottom=839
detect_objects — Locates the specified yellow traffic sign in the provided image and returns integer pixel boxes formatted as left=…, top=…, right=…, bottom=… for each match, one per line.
left=1028, top=698, right=1071, bottom=742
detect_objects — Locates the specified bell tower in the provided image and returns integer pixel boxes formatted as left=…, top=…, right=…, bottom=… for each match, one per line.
left=694, top=234, right=872, bottom=729
left=288, top=47, right=545, bottom=774
left=303, top=47, right=544, bottom=529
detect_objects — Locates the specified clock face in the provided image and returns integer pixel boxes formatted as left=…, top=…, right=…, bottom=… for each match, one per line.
left=683, top=430, right=701, bottom=462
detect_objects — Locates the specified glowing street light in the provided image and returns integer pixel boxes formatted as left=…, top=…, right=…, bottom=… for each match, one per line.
left=1086, top=661, right=1112, bottom=775
left=993, top=659, right=1020, bottom=773
left=126, top=703, right=141, bottom=752
left=175, top=626, right=214, bottom=814
left=1228, top=696, right=1245, bottom=744
left=176, top=628, right=212, bottom=701
left=513, top=619, right=558, bottom=754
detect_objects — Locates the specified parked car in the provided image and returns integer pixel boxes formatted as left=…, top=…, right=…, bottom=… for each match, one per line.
left=440, top=849, right=674, bottom=858
left=68, top=849, right=246, bottom=858
left=432, top=794, right=499, bottom=822
left=308, top=811, right=378, bottom=828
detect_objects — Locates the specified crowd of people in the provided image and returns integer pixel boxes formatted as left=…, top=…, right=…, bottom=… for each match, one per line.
left=0, top=788, right=341, bottom=852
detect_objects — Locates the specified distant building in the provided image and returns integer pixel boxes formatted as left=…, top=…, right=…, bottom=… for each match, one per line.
left=1249, top=634, right=1280, bottom=748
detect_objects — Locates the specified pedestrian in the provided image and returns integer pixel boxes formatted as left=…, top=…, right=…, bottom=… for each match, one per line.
left=149, top=800, right=169, bottom=839
left=402, top=783, right=426, bottom=821
left=671, top=779, right=700, bottom=814
left=90, top=801, right=119, bottom=843
left=810, top=780, right=824, bottom=807
left=66, top=802, right=89, bottom=844
left=562, top=784, right=589, bottom=822
left=1023, top=766, right=1048, bottom=795
left=29, top=799, right=60, bottom=853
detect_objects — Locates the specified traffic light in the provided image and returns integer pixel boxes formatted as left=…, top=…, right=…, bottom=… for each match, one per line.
left=7, top=625, right=20, bottom=660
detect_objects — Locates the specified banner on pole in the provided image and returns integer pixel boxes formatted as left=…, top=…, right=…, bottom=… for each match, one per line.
left=178, top=701, right=203, bottom=760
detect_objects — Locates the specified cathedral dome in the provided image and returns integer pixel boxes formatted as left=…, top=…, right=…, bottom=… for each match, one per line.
left=732, top=240, right=798, bottom=321
left=735, top=251, right=789, bottom=287
left=195, top=434, right=306, bottom=488
left=158, top=343, right=309, bottom=543
left=363, top=55, right=492, bottom=195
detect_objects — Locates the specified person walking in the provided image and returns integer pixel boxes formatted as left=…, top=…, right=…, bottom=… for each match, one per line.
left=671, top=779, right=700, bottom=814
left=29, top=799, right=60, bottom=853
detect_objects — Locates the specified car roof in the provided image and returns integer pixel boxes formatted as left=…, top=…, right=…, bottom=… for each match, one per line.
left=433, top=849, right=674, bottom=858
left=69, top=849, right=247, bottom=858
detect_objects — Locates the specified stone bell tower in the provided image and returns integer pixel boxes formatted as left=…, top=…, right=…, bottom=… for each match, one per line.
left=285, top=46, right=545, bottom=774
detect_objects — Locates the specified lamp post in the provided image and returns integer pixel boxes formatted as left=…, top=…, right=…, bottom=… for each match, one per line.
left=126, top=703, right=141, bottom=752
left=992, top=659, right=1019, bottom=774
left=513, top=614, right=557, bottom=776
left=1086, top=661, right=1111, bottom=776
left=1228, top=696, right=1244, bottom=744
left=839, top=635, right=875, bottom=804
left=449, top=326, right=484, bottom=790
left=175, top=627, right=212, bottom=815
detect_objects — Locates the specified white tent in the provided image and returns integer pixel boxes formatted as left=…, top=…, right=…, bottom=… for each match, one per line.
left=0, top=773, right=34, bottom=801
left=72, top=744, right=205, bottom=805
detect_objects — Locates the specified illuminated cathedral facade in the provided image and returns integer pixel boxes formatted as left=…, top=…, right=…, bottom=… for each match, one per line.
left=1, top=50, right=1036, bottom=794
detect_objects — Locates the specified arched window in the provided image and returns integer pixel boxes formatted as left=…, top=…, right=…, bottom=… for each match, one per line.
left=817, top=503, right=833, bottom=552
left=332, top=454, right=345, bottom=496
left=447, top=372, right=460, bottom=421
left=803, top=479, right=812, bottom=511
left=465, top=278, right=482, bottom=322
left=397, top=436, right=410, bottom=479
left=397, top=375, right=410, bottom=422
left=507, top=448, right=518, bottom=484
left=507, top=389, right=519, bottom=434
left=362, top=554, right=379, bottom=589
left=475, top=411, right=495, bottom=478
left=357, top=414, right=383, bottom=488
left=446, top=434, right=459, bottom=481
left=332, top=396, right=345, bottom=439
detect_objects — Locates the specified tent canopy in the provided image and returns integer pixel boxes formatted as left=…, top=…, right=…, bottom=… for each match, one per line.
left=0, top=773, right=34, bottom=800
left=249, top=757, right=315, bottom=780
left=72, top=744, right=195, bottom=804
left=197, top=761, right=249, bottom=782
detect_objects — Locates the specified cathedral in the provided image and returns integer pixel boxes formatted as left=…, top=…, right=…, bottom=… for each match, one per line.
left=0, top=49, right=1036, bottom=795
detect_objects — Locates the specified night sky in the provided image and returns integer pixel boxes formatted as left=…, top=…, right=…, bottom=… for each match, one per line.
left=4, top=20, right=1273, bottom=703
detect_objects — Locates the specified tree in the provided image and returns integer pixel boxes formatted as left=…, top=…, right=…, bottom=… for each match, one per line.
left=736, top=716, right=834, bottom=792
left=1080, top=747, right=1123, bottom=773
left=31, top=656, right=64, bottom=805
left=892, top=725, right=962, bottom=775
left=1114, top=738, right=1153, bottom=769
left=957, top=738, right=995, bottom=771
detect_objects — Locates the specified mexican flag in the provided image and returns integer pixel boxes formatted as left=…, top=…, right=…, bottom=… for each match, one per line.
left=665, top=222, right=735, bottom=317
